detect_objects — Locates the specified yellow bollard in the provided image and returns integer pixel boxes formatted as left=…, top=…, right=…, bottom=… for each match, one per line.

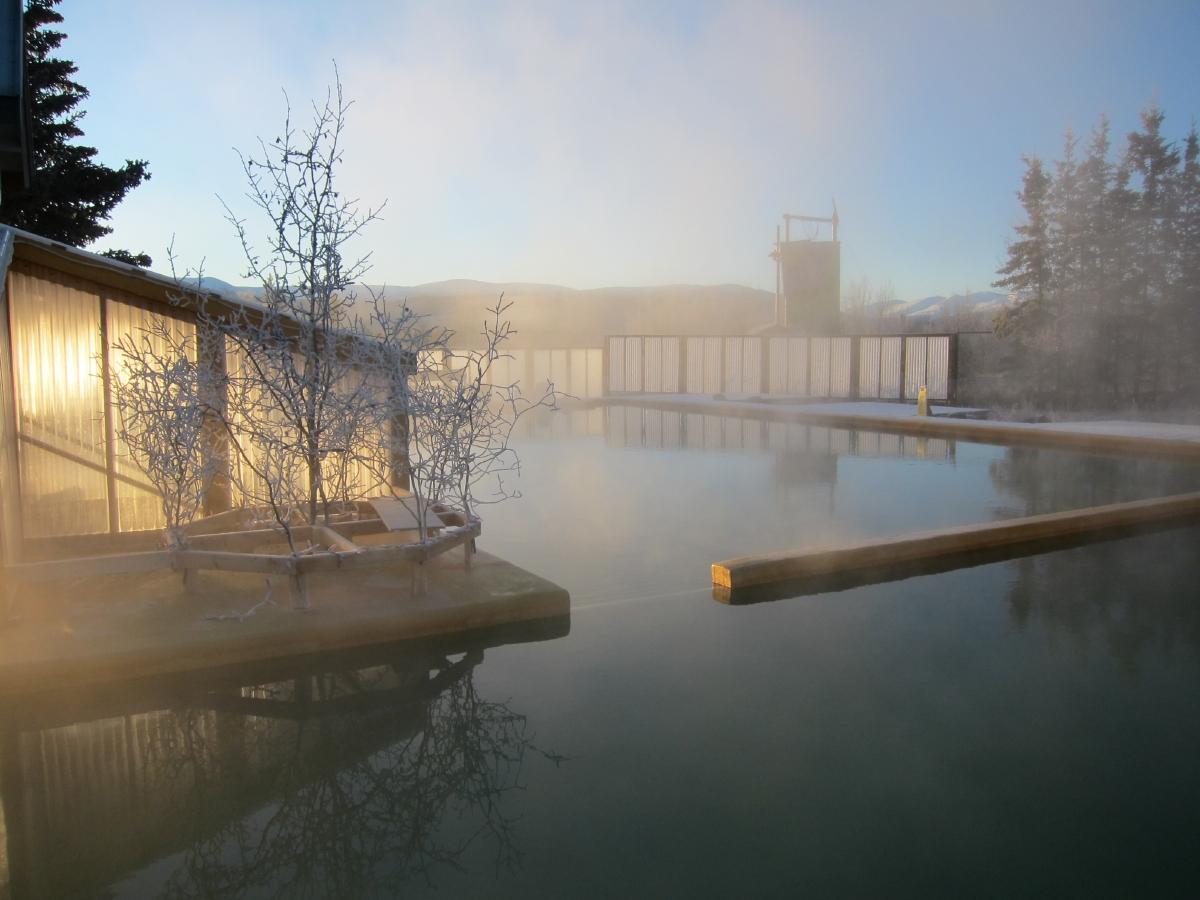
left=917, top=385, right=929, bottom=416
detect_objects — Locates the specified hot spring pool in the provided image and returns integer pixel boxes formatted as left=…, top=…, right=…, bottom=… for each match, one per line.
left=4, top=406, right=1199, bottom=899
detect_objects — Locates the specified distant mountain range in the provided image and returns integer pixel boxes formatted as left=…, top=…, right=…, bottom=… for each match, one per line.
left=198, top=277, right=775, bottom=346
left=195, top=278, right=1011, bottom=343
left=861, top=291, right=1011, bottom=321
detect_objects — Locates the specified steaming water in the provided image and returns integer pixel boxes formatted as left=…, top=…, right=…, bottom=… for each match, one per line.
left=4, top=406, right=1200, bottom=898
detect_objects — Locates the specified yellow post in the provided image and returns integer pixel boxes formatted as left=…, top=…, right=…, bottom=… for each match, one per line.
left=917, top=385, right=929, bottom=416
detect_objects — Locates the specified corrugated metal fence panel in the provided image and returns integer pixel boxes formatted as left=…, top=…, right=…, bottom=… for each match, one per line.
left=768, top=337, right=788, bottom=393
left=550, top=349, right=569, bottom=391
left=587, top=349, right=604, bottom=397
left=661, top=337, right=680, bottom=393
left=858, top=337, right=881, bottom=398
left=685, top=338, right=705, bottom=393
left=741, top=337, right=762, bottom=394
left=809, top=337, right=831, bottom=397
left=787, top=338, right=808, bottom=395
left=533, top=349, right=552, bottom=392
left=607, top=337, right=625, bottom=392
left=830, top=337, right=852, bottom=398
left=723, top=338, right=742, bottom=394
left=880, top=337, right=903, bottom=399
left=904, top=336, right=927, bottom=399
left=643, top=337, right=664, bottom=393
left=702, top=338, right=722, bottom=393
left=569, top=349, right=588, bottom=397
left=926, top=336, right=950, bottom=400
left=624, top=337, right=643, bottom=393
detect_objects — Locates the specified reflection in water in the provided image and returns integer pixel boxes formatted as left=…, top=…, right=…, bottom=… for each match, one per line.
left=0, top=626, right=566, bottom=899
left=606, top=405, right=955, bottom=464
left=991, top=448, right=1200, bottom=671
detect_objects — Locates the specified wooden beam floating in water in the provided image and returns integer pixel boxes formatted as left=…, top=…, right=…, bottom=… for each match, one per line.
left=711, top=491, right=1200, bottom=596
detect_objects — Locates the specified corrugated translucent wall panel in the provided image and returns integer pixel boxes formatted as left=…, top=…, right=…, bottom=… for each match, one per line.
left=829, top=337, right=852, bottom=397
left=809, top=338, right=831, bottom=397
left=926, top=336, right=950, bottom=400
left=740, top=338, right=762, bottom=394
left=723, top=337, right=743, bottom=394
left=858, top=337, right=881, bottom=398
left=607, top=337, right=625, bottom=392
left=533, top=349, right=552, bottom=392
left=904, top=336, right=928, bottom=399
left=642, top=337, right=679, bottom=393
left=702, top=337, right=721, bottom=394
left=550, top=348, right=569, bottom=391
left=569, top=349, right=588, bottom=397
left=9, top=263, right=109, bottom=537
left=768, top=337, right=788, bottom=393
left=106, top=296, right=197, bottom=532
left=644, top=337, right=663, bottom=393
left=685, top=338, right=705, bottom=393
left=880, top=337, right=903, bottom=399
left=662, top=337, right=679, bottom=393
left=787, top=338, right=808, bottom=395
left=587, top=349, right=603, bottom=398
left=624, top=337, right=643, bottom=393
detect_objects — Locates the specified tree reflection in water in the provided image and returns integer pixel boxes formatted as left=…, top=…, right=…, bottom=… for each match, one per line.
left=161, top=653, right=548, bottom=899
left=990, top=447, right=1200, bottom=672
left=0, top=639, right=562, bottom=900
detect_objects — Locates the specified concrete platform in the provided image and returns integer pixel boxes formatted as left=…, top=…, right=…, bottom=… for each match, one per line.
left=603, top=395, right=1200, bottom=461
left=0, top=549, right=569, bottom=697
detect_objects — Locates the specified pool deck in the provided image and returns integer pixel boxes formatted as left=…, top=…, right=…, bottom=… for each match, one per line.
left=599, top=394, right=1200, bottom=461
left=0, top=549, right=569, bottom=698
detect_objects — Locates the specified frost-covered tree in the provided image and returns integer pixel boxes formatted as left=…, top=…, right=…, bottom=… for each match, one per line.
left=111, top=318, right=220, bottom=550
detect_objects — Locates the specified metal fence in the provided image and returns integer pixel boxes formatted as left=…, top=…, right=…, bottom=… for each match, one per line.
left=605, top=334, right=955, bottom=402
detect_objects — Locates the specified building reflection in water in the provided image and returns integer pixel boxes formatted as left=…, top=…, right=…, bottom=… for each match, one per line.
left=0, top=620, right=568, bottom=899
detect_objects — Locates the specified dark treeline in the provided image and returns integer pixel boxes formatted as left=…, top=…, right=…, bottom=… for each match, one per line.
left=995, top=106, right=1200, bottom=410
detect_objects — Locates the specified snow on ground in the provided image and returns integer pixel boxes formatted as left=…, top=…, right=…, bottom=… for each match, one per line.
left=610, top=394, right=1200, bottom=444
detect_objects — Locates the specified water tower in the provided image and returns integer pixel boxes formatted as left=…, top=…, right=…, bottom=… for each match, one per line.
left=771, top=206, right=840, bottom=334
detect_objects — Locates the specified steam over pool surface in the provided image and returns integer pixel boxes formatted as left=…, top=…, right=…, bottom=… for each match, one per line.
left=14, top=408, right=1200, bottom=899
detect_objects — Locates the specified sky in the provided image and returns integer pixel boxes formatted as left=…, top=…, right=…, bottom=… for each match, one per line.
left=57, top=0, right=1200, bottom=300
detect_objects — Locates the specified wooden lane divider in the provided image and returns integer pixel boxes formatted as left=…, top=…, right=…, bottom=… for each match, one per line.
left=712, top=490, right=1200, bottom=596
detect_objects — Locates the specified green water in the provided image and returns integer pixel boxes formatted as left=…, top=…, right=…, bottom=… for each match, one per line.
left=2, top=408, right=1198, bottom=898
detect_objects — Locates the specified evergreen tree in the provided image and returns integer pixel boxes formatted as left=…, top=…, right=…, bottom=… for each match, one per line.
left=1174, top=126, right=1200, bottom=393
left=1123, top=106, right=1180, bottom=402
left=0, top=0, right=151, bottom=264
left=994, top=156, right=1054, bottom=404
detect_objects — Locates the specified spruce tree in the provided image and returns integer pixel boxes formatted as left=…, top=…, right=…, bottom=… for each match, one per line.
left=0, top=0, right=151, bottom=264
left=1175, top=127, right=1200, bottom=396
left=1123, top=106, right=1181, bottom=402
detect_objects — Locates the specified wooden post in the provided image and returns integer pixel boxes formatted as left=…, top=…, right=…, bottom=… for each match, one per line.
left=898, top=335, right=909, bottom=401
left=719, top=337, right=727, bottom=395
left=678, top=336, right=688, bottom=394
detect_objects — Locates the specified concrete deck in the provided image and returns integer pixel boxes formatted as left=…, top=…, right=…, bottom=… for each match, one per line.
left=0, top=550, right=569, bottom=697
left=602, top=394, right=1200, bottom=460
